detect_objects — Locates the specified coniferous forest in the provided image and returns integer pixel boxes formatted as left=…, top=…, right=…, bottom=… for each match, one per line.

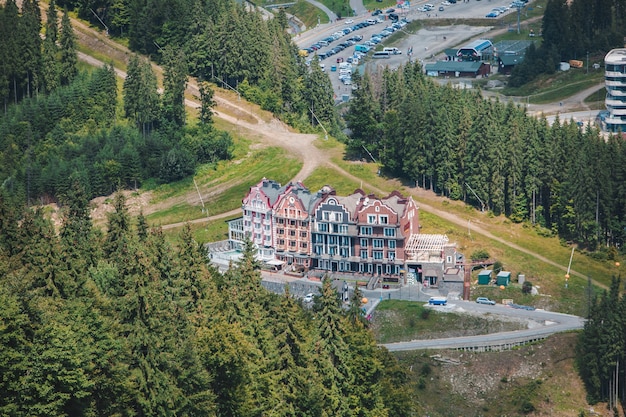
left=2, top=0, right=626, bottom=411
left=576, top=277, right=626, bottom=409
left=345, top=65, right=626, bottom=250
left=0, top=190, right=412, bottom=416
left=509, top=0, right=626, bottom=86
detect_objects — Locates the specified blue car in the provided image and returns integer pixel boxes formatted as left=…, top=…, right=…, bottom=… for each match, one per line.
left=486, top=11, right=499, bottom=17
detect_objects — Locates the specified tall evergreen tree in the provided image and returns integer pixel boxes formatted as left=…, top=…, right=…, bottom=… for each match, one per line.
left=59, top=179, right=98, bottom=298
left=345, top=72, right=381, bottom=158
left=161, top=45, right=188, bottom=127
left=197, top=80, right=216, bottom=126
left=59, top=10, right=78, bottom=86
left=313, top=276, right=353, bottom=416
left=41, top=0, right=60, bottom=94
left=19, top=0, right=42, bottom=99
left=0, top=0, right=20, bottom=106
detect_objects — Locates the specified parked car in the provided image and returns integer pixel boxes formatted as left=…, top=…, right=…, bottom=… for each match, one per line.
left=485, top=11, right=499, bottom=17
left=428, top=297, right=448, bottom=306
left=344, top=19, right=354, bottom=24
left=476, top=297, right=496, bottom=305
left=303, top=293, right=314, bottom=303
left=386, top=8, right=395, bottom=13
left=438, top=6, right=444, bottom=11
left=372, top=9, right=382, bottom=15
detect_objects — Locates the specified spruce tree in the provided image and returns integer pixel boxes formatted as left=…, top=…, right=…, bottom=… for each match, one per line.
left=161, top=45, right=188, bottom=128
left=197, top=81, right=216, bottom=126
left=59, top=179, right=98, bottom=297
left=19, top=0, right=42, bottom=99
left=59, top=10, right=78, bottom=86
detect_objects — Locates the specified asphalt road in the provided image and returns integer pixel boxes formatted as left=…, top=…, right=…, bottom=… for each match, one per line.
left=382, top=300, right=586, bottom=351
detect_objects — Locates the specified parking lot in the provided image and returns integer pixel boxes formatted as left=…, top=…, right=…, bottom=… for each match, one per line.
left=295, top=0, right=531, bottom=99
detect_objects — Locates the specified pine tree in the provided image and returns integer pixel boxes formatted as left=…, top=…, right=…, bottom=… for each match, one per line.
left=41, top=0, right=60, bottom=93
left=19, top=0, right=42, bottom=99
left=123, top=54, right=141, bottom=122
left=176, top=223, right=209, bottom=314
left=197, top=81, right=216, bottom=126
left=16, top=208, right=64, bottom=298
left=103, top=192, right=132, bottom=263
left=41, top=35, right=60, bottom=94
left=0, top=285, right=31, bottom=415
left=1, top=0, right=21, bottom=105
left=59, top=10, right=78, bottom=86
left=59, top=179, right=98, bottom=298
left=161, top=45, right=188, bottom=127
left=313, top=276, right=353, bottom=416
left=344, top=72, right=381, bottom=157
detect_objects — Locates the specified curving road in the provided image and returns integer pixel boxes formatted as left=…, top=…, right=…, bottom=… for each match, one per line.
left=382, top=300, right=585, bottom=351
left=304, top=0, right=338, bottom=21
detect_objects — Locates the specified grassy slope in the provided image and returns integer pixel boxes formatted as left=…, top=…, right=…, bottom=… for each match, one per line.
left=73, top=4, right=620, bottom=314
left=370, top=302, right=600, bottom=416
left=67, top=8, right=624, bottom=416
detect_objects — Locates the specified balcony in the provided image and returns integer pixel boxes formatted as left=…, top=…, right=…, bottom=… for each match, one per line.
left=607, top=107, right=626, bottom=116
left=606, top=98, right=626, bottom=107
left=606, top=89, right=626, bottom=97
left=605, top=80, right=626, bottom=87
left=605, top=70, right=626, bottom=77
left=605, top=115, right=626, bottom=125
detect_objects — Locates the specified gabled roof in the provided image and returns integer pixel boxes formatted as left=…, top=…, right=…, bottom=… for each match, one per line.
left=281, top=181, right=319, bottom=213
left=499, top=54, right=524, bottom=66
left=460, top=39, right=493, bottom=52
left=424, top=60, right=484, bottom=73
left=335, top=190, right=366, bottom=221
left=246, top=177, right=287, bottom=207
left=382, top=190, right=411, bottom=218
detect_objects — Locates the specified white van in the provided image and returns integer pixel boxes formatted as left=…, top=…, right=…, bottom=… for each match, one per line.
left=372, top=51, right=390, bottom=59
left=338, top=62, right=352, bottom=70
left=366, top=18, right=377, bottom=25
left=383, top=47, right=401, bottom=55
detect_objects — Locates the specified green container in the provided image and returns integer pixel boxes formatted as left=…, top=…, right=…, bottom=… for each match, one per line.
left=477, top=269, right=492, bottom=285
left=496, top=271, right=511, bottom=286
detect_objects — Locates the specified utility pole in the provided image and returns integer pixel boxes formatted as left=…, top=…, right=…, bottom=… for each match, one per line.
left=309, top=108, right=328, bottom=140
left=465, top=182, right=485, bottom=212
left=90, top=9, right=109, bottom=36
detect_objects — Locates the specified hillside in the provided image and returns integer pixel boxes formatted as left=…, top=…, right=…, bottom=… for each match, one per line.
left=395, top=332, right=604, bottom=417
left=32, top=8, right=626, bottom=416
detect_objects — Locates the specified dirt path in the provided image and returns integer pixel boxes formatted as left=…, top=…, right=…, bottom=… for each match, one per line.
left=67, top=12, right=597, bottom=285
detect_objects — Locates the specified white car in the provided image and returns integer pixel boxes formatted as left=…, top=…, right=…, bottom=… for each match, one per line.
left=303, top=293, right=314, bottom=303
left=344, top=19, right=354, bottom=24
left=476, top=297, right=496, bottom=305
left=442, top=1, right=451, bottom=5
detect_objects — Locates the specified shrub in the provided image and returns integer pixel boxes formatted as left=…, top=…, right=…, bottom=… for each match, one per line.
left=522, top=281, right=533, bottom=294
left=471, top=249, right=490, bottom=261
